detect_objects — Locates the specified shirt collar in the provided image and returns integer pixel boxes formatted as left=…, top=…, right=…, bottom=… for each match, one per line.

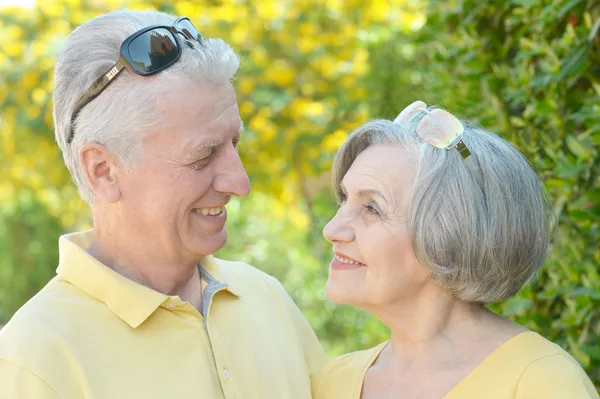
left=198, top=255, right=241, bottom=297
left=56, top=230, right=239, bottom=329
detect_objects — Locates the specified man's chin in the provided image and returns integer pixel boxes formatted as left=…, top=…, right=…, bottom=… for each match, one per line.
left=188, top=230, right=228, bottom=258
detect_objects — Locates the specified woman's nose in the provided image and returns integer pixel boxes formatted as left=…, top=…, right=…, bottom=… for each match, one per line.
left=323, top=210, right=355, bottom=244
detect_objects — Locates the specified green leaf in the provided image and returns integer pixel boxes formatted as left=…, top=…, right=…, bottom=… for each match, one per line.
left=568, top=287, right=600, bottom=300
left=510, top=116, right=526, bottom=127
left=566, top=135, right=592, bottom=159
left=510, top=0, right=539, bottom=6
left=557, top=0, right=586, bottom=19
left=558, top=41, right=590, bottom=81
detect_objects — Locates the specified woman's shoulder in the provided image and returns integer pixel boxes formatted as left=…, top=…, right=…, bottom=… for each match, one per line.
left=512, top=351, right=599, bottom=398
left=510, top=333, right=598, bottom=398
left=479, top=332, right=599, bottom=398
left=312, top=341, right=388, bottom=399
left=503, top=331, right=587, bottom=366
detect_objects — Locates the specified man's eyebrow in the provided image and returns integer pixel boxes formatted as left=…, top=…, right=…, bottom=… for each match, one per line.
left=191, top=123, right=243, bottom=154
left=197, top=139, right=225, bottom=150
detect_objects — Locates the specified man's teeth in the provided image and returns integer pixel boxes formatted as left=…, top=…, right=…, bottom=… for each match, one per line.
left=335, top=255, right=364, bottom=265
left=192, top=206, right=225, bottom=216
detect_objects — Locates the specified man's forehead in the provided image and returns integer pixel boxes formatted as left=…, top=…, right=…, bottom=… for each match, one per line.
left=156, top=79, right=238, bottom=119
left=177, top=120, right=243, bottom=154
left=193, top=119, right=243, bottom=143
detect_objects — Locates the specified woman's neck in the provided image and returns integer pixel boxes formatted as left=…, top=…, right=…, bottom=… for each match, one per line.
left=369, top=286, right=525, bottom=369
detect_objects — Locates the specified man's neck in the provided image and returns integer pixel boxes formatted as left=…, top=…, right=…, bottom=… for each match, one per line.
left=87, top=227, right=203, bottom=310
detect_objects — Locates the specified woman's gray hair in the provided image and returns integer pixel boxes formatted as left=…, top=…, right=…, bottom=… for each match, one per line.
left=332, top=113, right=556, bottom=303
left=53, top=9, right=240, bottom=204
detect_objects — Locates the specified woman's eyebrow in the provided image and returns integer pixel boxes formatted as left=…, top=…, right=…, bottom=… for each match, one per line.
left=341, top=180, right=388, bottom=203
left=357, top=189, right=387, bottom=203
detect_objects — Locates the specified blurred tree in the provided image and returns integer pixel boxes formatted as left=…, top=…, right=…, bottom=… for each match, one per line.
left=0, top=191, right=61, bottom=321
left=365, top=0, right=600, bottom=386
left=0, top=0, right=421, bottom=353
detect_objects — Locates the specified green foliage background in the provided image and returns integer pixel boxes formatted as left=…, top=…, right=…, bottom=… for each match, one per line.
left=364, top=0, right=600, bottom=386
left=1, top=0, right=598, bottom=389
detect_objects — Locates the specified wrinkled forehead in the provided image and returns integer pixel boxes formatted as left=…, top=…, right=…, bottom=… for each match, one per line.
left=142, top=79, right=241, bottom=149
left=343, top=145, right=417, bottom=207
left=160, top=79, right=239, bottom=122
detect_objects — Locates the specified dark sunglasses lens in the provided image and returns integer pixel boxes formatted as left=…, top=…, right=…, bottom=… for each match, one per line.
left=127, top=28, right=180, bottom=74
left=177, top=19, right=202, bottom=41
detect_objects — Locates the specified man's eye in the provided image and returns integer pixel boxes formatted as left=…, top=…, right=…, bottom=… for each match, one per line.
left=191, top=154, right=213, bottom=169
left=191, top=162, right=207, bottom=170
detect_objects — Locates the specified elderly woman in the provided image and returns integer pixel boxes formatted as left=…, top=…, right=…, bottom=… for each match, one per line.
left=313, top=101, right=599, bottom=399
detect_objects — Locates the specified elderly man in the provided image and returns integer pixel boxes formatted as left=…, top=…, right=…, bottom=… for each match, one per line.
left=0, top=10, right=326, bottom=399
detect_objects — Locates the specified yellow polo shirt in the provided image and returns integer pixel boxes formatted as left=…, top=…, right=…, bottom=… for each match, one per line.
left=0, top=231, right=327, bottom=398
left=313, top=332, right=599, bottom=398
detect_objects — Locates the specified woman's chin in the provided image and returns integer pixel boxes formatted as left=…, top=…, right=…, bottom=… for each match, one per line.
left=325, top=279, right=364, bottom=306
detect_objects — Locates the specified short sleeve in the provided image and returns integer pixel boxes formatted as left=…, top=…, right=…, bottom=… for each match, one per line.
left=515, top=354, right=599, bottom=399
left=0, top=359, right=61, bottom=399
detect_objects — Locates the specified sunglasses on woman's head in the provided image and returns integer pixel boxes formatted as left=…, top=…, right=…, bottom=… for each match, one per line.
left=67, top=16, right=202, bottom=144
left=394, top=101, right=484, bottom=187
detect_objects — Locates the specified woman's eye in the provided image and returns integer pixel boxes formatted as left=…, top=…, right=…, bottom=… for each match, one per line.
left=364, top=202, right=381, bottom=216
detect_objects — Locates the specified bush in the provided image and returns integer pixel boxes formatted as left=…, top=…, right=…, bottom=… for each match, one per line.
left=364, top=0, right=600, bottom=386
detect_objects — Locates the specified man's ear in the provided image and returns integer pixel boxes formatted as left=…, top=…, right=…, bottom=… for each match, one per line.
left=80, top=143, right=122, bottom=203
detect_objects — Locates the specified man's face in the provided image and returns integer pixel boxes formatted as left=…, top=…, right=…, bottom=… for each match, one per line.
left=116, top=79, right=250, bottom=262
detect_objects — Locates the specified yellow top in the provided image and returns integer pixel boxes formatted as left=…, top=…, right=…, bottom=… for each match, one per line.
left=313, top=332, right=599, bottom=399
left=0, top=231, right=327, bottom=399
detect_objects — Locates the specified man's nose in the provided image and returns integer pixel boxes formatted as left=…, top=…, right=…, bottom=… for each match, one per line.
left=214, top=144, right=251, bottom=197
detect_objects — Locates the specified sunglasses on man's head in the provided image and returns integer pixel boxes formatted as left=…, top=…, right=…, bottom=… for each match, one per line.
left=67, top=16, right=202, bottom=144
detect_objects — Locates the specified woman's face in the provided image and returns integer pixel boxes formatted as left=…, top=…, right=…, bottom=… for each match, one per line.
left=322, top=145, right=431, bottom=309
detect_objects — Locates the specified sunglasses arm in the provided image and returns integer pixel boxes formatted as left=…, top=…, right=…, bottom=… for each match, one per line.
left=67, top=59, right=126, bottom=143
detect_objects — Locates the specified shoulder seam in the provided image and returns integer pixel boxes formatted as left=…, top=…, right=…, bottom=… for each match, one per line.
left=0, top=358, right=62, bottom=398
left=535, top=335, right=566, bottom=354
left=514, top=352, right=577, bottom=394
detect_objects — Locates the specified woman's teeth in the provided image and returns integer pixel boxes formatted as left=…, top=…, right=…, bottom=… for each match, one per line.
left=335, top=255, right=365, bottom=266
left=192, top=206, right=225, bottom=216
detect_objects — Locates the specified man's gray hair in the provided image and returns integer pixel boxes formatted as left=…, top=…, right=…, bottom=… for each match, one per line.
left=53, top=10, right=240, bottom=204
left=332, top=114, right=556, bottom=303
